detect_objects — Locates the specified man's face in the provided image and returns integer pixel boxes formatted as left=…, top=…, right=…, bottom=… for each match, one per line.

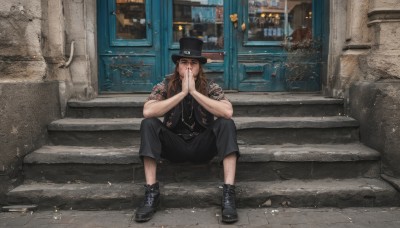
left=177, top=58, right=200, bottom=80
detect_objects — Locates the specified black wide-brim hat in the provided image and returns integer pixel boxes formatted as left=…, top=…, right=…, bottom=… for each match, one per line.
left=172, top=37, right=207, bottom=64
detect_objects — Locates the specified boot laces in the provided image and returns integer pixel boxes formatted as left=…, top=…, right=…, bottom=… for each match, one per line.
left=143, top=186, right=158, bottom=206
left=144, top=196, right=154, bottom=206
left=223, top=187, right=236, bottom=206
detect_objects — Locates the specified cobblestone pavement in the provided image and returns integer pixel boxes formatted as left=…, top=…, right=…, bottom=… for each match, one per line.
left=1, top=207, right=400, bottom=228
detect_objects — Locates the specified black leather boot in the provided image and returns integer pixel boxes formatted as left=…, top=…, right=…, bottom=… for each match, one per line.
left=135, top=182, right=160, bottom=222
left=221, top=184, right=238, bottom=223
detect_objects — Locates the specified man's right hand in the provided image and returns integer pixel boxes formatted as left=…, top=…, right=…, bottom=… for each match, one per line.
left=181, top=68, right=190, bottom=95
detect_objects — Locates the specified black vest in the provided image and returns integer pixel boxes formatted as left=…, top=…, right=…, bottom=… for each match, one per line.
left=162, top=79, right=214, bottom=129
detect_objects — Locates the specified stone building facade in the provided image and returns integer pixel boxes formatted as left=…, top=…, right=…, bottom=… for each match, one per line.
left=0, top=0, right=399, bottom=202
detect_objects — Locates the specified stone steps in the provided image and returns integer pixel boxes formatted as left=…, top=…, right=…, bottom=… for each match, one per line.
left=23, top=144, right=380, bottom=183
left=67, top=93, right=344, bottom=118
left=7, top=178, right=399, bottom=210
left=47, top=116, right=359, bottom=146
left=8, top=93, right=399, bottom=210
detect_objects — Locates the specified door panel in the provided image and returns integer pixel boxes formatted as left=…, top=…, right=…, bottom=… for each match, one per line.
left=109, top=0, right=152, bottom=46
left=98, top=0, right=161, bottom=93
left=100, top=56, right=156, bottom=91
left=236, top=0, right=322, bottom=91
left=238, top=57, right=286, bottom=91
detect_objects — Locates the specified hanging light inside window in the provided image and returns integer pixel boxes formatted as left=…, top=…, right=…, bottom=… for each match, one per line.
left=306, top=11, right=312, bottom=19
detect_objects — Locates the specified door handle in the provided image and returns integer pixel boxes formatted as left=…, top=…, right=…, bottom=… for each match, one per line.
left=111, top=11, right=116, bottom=15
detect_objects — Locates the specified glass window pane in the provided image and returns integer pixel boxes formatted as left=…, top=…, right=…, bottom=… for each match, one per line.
left=247, top=0, right=312, bottom=42
left=287, top=0, right=312, bottom=45
left=173, top=0, right=224, bottom=50
left=115, top=0, right=147, bottom=40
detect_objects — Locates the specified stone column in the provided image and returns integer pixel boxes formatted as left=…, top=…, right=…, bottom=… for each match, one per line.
left=0, top=0, right=46, bottom=80
left=363, top=1, right=400, bottom=81
left=345, top=0, right=370, bottom=45
left=42, top=0, right=74, bottom=116
left=62, top=0, right=96, bottom=100
left=42, top=0, right=97, bottom=101
left=331, top=0, right=370, bottom=98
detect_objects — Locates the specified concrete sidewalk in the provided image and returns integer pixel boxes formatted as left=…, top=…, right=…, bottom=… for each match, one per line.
left=1, top=207, right=400, bottom=228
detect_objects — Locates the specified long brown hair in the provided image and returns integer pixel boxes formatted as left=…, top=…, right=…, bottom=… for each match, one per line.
left=167, top=63, right=208, bottom=98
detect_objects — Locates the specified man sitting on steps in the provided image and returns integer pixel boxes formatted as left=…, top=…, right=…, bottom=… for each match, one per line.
left=135, top=37, right=240, bottom=223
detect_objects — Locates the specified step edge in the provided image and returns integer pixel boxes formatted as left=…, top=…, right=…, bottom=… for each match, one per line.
left=47, top=117, right=359, bottom=131
left=235, top=117, right=359, bottom=129
left=68, top=99, right=344, bottom=108
left=9, top=178, right=398, bottom=209
left=23, top=144, right=380, bottom=164
left=8, top=178, right=395, bottom=195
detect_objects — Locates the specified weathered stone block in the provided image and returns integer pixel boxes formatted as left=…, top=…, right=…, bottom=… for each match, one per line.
left=0, top=81, right=61, bottom=204
left=369, top=1, right=400, bottom=9
left=0, top=59, right=46, bottom=80
left=64, top=0, right=86, bottom=39
left=0, top=2, right=42, bottom=57
left=373, top=23, right=400, bottom=51
left=360, top=52, right=400, bottom=81
left=337, top=50, right=369, bottom=92
left=350, top=81, right=400, bottom=177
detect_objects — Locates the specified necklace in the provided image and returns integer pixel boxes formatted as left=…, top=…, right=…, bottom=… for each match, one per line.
left=181, top=97, right=194, bottom=131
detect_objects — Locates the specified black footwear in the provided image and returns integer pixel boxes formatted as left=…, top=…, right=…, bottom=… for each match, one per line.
left=135, top=182, right=160, bottom=222
left=221, top=184, right=238, bottom=223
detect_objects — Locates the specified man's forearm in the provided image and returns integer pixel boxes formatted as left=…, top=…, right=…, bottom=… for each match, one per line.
left=143, top=91, right=186, bottom=118
left=190, top=90, right=233, bottom=119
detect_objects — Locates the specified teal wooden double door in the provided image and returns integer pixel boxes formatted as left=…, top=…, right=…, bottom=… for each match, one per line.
left=98, top=0, right=327, bottom=93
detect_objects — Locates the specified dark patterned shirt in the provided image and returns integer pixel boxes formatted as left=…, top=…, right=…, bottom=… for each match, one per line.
left=146, top=79, right=227, bottom=102
left=145, top=79, right=228, bottom=130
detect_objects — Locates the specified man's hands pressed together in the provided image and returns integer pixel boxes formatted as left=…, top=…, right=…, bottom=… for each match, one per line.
left=181, top=62, right=233, bottom=119
left=181, top=67, right=196, bottom=95
left=144, top=58, right=233, bottom=119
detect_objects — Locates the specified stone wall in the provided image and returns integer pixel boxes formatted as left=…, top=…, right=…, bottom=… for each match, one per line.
left=348, top=0, right=400, bottom=178
left=0, top=82, right=61, bottom=204
left=362, top=14, right=400, bottom=81
left=0, top=1, right=63, bottom=204
left=350, top=81, right=400, bottom=176
left=0, top=0, right=98, bottom=204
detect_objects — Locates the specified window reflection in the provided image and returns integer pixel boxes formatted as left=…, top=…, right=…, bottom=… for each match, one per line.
left=247, top=0, right=312, bottom=43
left=116, top=0, right=146, bottom=40
left=173, top=0, right=224, bottom=50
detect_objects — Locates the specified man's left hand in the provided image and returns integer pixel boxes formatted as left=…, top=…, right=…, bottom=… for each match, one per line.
left=187, top=68, right=196, bottom=93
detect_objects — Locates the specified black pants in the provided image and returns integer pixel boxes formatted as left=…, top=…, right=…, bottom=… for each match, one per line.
left=139, top=117, right=240, bottom=163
